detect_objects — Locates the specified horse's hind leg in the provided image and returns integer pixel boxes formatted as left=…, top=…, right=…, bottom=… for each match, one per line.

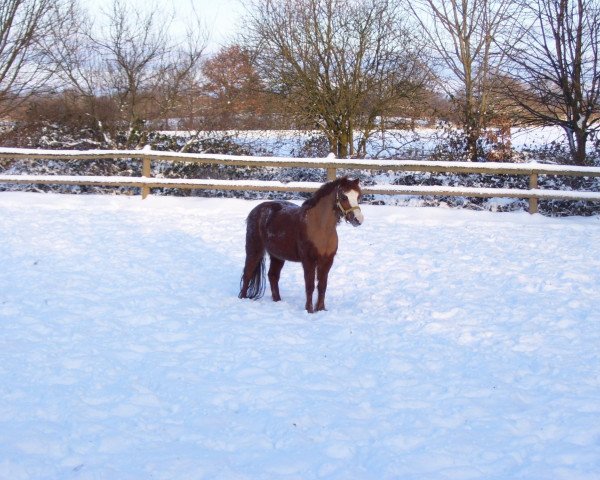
left=268, top=255, right=285, bottom=302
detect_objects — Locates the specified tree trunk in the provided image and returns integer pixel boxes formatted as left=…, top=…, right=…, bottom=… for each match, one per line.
left=337, top=135, right=349, bottom=158
left=464, top=112, right=481, bottom=162
left=331, top=125, right=351, bottom=158
left=564, top=126, right=590, bottom=166
left=466, top=128, right=480, bottom=162
left=573, top=128, right=589, bottom=166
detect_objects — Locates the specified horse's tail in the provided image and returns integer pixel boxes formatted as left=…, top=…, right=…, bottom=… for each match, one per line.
left=239, top=205, right=267, bottom=300
left=239, top=255, right=266, bottom=300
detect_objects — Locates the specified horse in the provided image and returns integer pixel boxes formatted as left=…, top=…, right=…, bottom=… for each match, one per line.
left=238, top=177, right=364, bottom=313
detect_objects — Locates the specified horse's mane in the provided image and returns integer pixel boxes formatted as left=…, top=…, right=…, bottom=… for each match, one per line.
left=302, top=177, right=353, bottom=210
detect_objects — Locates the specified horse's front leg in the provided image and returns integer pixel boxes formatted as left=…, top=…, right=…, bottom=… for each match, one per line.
left=315, top=255, right=335, bottom=311
left=302, top=258, right=317, bottom=313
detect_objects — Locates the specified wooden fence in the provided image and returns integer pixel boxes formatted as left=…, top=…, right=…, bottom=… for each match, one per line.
left=1, top=147, right=600, bottom=214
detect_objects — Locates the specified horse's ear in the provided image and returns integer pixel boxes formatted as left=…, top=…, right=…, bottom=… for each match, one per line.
left=351, top=178, right=360, bottom=188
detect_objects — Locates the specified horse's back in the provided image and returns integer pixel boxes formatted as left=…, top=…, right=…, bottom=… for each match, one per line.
left=247, top=200, right=298, bottom=226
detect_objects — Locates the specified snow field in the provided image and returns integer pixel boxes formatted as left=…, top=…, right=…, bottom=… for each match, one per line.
left=0, top=192, right=599, bottom=479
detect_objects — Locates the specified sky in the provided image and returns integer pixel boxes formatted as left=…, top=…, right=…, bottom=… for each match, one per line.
left=83, top=0, right=245, bottom=53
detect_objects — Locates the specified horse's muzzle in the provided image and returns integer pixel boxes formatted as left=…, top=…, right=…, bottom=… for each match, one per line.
left=346, top=209, right=364, bottom=226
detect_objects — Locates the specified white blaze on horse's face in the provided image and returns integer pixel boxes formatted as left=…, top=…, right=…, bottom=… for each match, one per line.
left=346, top=189, right=364, bottom=225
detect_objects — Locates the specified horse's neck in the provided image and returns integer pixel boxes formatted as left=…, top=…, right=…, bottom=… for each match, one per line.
left=305, top=192, right=337, bottom=231
left=304, top=192, right=338, bottom=256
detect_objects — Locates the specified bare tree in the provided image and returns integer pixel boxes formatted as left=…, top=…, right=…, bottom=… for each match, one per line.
left=410, top=0, right=521, bottom=161
left=503, top=0, right=600, bottom=165
left=150, top=9, right=207, bottom=131
left=46, top=0, right=207, bottom=147
left=0, top=0, right=76, bottom=116
left=243, top=0, right=428, bottom=158
left=42, top=2, right=115, bottom=137
left=94, top=0, right=171, bottom=144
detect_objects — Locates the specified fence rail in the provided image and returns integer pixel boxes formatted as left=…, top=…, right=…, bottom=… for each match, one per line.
left=1, top=147, right=600, bottom=214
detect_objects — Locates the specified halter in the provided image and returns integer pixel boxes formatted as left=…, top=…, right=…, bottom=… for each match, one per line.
left=336, top=189, right=362, bottom=218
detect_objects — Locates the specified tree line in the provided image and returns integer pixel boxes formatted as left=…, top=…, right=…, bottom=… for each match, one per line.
left=1, top=0, right=598, bottom=165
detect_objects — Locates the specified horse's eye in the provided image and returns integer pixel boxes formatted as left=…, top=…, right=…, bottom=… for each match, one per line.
left=341, top=194, right=348, bottom=201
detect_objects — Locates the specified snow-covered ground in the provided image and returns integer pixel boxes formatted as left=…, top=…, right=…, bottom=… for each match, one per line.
left=1, top=192, right=599, bottom=480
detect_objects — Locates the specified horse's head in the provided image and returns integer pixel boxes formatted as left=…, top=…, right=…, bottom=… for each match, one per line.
left=336, top=178, right=364, bottom=227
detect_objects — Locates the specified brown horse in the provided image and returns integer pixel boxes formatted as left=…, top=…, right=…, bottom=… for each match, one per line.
left=239, top=177, right=364, bottom=313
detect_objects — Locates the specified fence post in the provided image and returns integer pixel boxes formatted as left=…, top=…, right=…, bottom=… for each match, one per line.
left=529, top=173, right=538, bottom=214
left=141, top=156, right=151, bottom=199
left=326, top=152, right=337, bottom=181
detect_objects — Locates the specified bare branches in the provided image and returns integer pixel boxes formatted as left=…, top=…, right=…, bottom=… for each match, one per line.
left=42, top=0, right=207, bottom=148
left=1, top=0, right=598, bottom=165
left=504, top=0, right=600, bottom=165
left=0, top=0, right=75, bottom=116
left=410, top=0, right=522, bottom=161
left=243, top=0, right=429, bottom=157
